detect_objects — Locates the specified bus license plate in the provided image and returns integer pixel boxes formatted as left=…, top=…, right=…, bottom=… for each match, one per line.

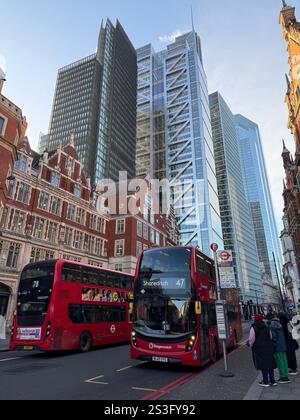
left=152, top=357, right=168, bottom=363
left=23, top=346, right=33, bottom=351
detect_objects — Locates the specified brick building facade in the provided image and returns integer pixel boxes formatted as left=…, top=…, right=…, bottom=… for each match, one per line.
left=107, top=193, right=179, bottom=274
left=0, top=74, right=28, bottom=319
left=0, top=137, right=109, bottom=324
left=280, top=3, right=300, bottom=294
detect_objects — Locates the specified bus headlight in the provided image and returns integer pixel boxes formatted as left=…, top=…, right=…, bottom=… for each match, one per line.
left=186, top=335, right=196, bottom=352
left=46, top=322, right=51, bottom=338
left=132, top=331, right=137, bottom=348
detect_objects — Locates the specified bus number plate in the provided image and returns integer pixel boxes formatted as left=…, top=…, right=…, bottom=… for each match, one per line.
left=152, top=357, right=168, bottom=363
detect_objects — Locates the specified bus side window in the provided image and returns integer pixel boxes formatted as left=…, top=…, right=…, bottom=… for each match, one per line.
left=62, top=265, right=82, bottom=284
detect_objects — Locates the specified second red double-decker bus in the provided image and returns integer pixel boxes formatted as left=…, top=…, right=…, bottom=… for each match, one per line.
left=10, top=260, right=133, bottom=352
left=131, top=247, right=242, bottom=367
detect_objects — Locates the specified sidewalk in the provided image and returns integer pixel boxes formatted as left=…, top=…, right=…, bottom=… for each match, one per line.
left=0, top=338, right=10, bottom=352
left=244, top=352, right=300, bottom=401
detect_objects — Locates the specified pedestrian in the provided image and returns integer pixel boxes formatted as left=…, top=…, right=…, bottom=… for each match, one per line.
left=0, top=313, right=6, bottom=340
left=248, top=314, right=277, bottom=388
left=279, top=312, right=299, bottom=376
left=269, top=313, right=291, bottom=384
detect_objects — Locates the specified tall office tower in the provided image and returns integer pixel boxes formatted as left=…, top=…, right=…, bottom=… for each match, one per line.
left=209, top=92, right=263, bottom=303
left=37, top=132, right=49, bottom=154
left=47, top=20, right=137, bottom=185
left=136, top=32, right=223, bottom=253
left=235, top=114, right=283, bottom=303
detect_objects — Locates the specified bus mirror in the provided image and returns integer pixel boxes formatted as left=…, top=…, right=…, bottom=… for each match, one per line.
left=195, top=301, right=202, bottom=315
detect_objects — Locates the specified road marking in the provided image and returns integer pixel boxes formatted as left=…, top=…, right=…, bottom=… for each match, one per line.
left=0, top=357, right=20, bottom=363
left=132, top=387, right=158, bottom=393
left=85, top=375, right=109, bottom=385
left=117, top=366, right=133, bottom=372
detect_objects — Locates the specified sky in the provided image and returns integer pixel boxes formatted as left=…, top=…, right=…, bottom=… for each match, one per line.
left=1, top=0, right=298, bottom=232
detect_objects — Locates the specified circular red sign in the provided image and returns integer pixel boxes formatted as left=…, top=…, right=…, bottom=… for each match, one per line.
left=220, top=251, right=231, bottom=261
left=210, top=243, right=219, bottom=252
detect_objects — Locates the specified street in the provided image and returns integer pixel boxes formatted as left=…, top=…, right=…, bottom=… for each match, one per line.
left=0, top=327, right=260, bottom=401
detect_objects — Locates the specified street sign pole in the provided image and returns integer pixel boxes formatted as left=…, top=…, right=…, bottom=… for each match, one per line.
left=211, top=244, right=235, bottom=378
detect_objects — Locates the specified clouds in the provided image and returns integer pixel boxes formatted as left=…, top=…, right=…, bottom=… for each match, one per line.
left=158, top=30, right=188, bottom=43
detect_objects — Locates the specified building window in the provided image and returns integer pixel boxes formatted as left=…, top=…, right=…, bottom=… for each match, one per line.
left=76, top=208, right=85, bottom=225
left=156, top=231, right=160, bottom=246
left=6, top=242, right=21, bottom=268
left=15, top=156, right=27, bottom=173
left=7, top=179, right=15, bottom=198
left=115, top=264, right=123, bottom=272
left=88, top=261, right=103, bottom=267
left=51, top=172, right=60, bottom=188
left=74, top=184, right=81, bottom=198
left=0, top=116, right=5, bottom=135
left=151, top=229, right=155, bottom=244
left=45, top=250, right=55, bottom=260
left=11, top=211, right=26, bottom=234
left=143, top=224, right=148, bottom=240
left=73, top=231, right=84, bottom=250
left=33, top=218, right=45, bottom=239
left=97, top=218, right=106, bottom=233
left=0, top=207, right=9, bottom=229
left=136, top=241, right=143, bottom=257
left=116, top=219, right=125, bottom=234
left=64, top=228, right=73, bottom=247
left=143, top=207, right=148, bottom=222
left=87, top=236, right=95, bottom=254
left=137, top=221, right=143, bottom=238
left=50, top=197, right=61, bottom=215
left=89, top=214, right=97, bottom=230
left=30, top=247, right=42, bottom=263
left=17, top=183, right=30, bottom=204
left=67, top=204, right=76, bottom=221
left=47, top=222, right=58, bottom=243
left=115, top=240, right=125, bottom=257
left=38, top=192, right=50, bottom=211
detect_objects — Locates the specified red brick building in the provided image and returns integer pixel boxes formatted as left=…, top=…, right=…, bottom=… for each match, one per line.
left=280, top=2, right=300, bottom=279
left=0, top=73, right=27, bottom=211
left=0, top=73, right=28, bottom=319
left=0, top=136, right=109, bottom=323
left=107, top=192, right=179, bottom=274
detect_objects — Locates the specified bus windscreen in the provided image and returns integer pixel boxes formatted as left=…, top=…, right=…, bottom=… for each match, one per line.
left=136, top=248, right=193, bottom=296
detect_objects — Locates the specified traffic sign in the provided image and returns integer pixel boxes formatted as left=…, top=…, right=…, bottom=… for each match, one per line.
left=211, top=243, right=219, bottom=253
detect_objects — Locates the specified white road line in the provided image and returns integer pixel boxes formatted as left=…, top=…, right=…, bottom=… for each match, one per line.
left=0, top=357, right=21, bottom=363
left=85, top=375, right=109, bottom=385
left=117, top=366, right=133, bottom=372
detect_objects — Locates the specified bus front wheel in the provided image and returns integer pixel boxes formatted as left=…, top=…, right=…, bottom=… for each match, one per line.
left=79, top=332, right=92, bottom=353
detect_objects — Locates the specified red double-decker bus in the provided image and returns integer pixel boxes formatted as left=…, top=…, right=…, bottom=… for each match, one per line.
left=10, top=260, right=133, bottom=352
left=131, top=247, right=243, bottom=367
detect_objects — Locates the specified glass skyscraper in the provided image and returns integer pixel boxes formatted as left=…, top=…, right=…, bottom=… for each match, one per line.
left=209, top=92, right=263, bottom=303
left=47, top=20, right=137, bottom=186
left=235, top=114, right=283, bottom=301
left=136, top=31, right=223, bottom=254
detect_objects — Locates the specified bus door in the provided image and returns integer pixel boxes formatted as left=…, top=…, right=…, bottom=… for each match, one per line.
left=199, top=302, right=210, bottom=363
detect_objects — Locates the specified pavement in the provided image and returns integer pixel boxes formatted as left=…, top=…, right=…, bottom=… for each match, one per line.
left=244, top=352, right=300, bottom=401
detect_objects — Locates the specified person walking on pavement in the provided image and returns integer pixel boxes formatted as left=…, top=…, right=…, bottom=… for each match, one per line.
left=279, top=312, right=299, bottom=376
left=248, top=314, right=278, bottom=388
left=269, top=313, right=291, bottom=384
